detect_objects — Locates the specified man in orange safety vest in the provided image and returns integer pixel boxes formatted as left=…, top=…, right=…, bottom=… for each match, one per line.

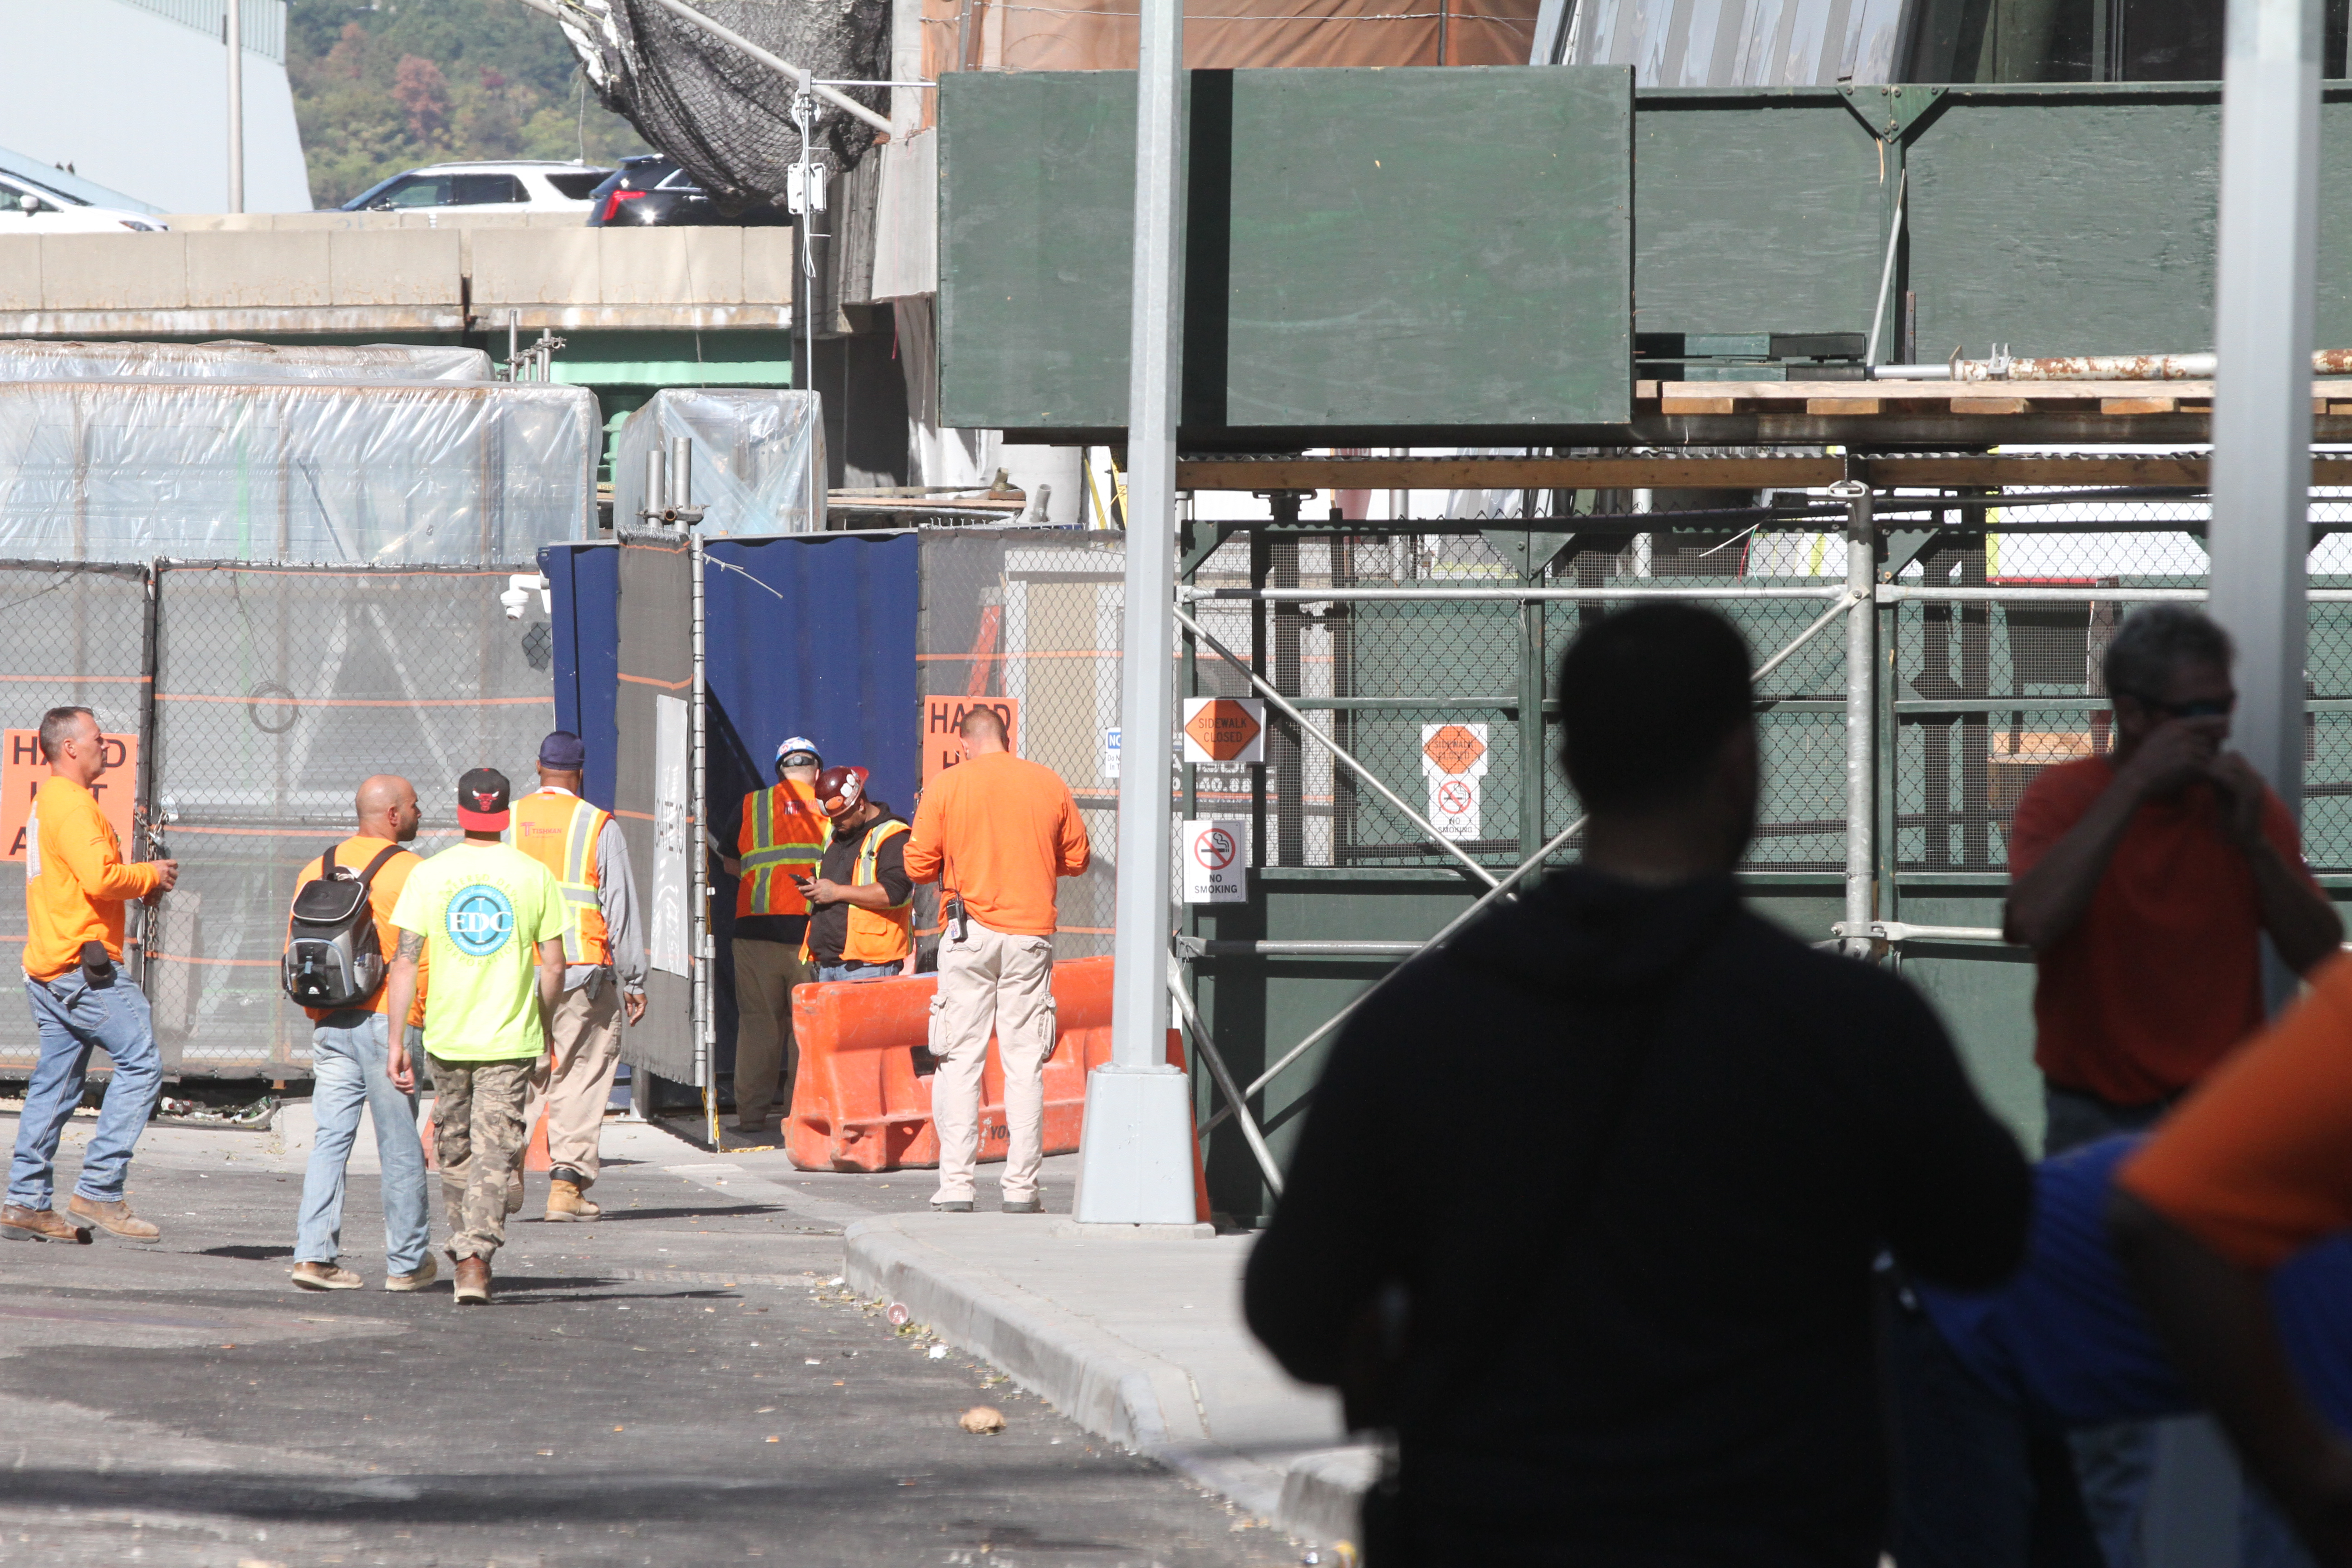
left=800, top=764, right=915, bottom=983
left=718, top=736, right=828, bottom=1133
left=510, top=731, right=645, bottom=1221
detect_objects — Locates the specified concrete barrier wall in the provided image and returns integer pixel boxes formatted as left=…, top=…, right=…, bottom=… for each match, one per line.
left=0, top=226, right=795, bottom=333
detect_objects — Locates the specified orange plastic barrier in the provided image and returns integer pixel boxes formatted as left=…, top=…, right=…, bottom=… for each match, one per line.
left=786, top=954, right=1181, bottom=1175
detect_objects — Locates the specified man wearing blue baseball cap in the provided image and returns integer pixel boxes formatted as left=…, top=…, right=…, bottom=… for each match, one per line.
left=715, top=736, right=827, bottom=1133
left=510, top=731, right=646, bottom=1221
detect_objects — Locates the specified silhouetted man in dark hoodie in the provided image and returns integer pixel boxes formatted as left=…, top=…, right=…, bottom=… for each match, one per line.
left=1244, top=603, right=2034, bottom=1568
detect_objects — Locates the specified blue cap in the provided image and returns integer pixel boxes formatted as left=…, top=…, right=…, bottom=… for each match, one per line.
left=538, top=730, right=587, bottom=770
left=776, top=736, right=822, bottom=767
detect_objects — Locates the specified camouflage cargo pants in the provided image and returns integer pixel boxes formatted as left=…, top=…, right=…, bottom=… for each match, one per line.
left=428, top=1055, right=534, bottom=1262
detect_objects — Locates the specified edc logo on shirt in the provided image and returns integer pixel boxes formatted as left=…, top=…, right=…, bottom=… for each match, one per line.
left=445, top=884, right=515, bottom=958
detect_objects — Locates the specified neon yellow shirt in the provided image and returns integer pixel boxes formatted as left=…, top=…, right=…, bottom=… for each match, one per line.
left=389, top=839, right=565, bottom=1062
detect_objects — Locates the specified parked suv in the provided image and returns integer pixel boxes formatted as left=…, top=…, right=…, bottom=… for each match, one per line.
left=584, top=156, right=789, bottom=227
left=337, top=161, right=612, bottom=216
left=0, top=170, right=167, bottom=233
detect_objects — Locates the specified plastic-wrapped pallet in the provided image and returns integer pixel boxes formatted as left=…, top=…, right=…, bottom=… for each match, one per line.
left=0, top=340, right=493, bottom=382
left=612, top=388, right=825, bottom=535
left=0, top=378, right=595, bottom=564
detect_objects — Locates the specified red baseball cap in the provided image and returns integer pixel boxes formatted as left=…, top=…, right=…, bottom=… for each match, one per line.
left=457, top=767, right=511, bottom=831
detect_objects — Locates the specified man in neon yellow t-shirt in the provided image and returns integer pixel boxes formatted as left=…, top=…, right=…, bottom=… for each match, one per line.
left=384, top=768, right=566, bottom=1306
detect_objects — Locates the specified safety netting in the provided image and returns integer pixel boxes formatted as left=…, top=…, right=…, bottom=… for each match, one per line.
left=0, top=379, right=595, bottom=565
left=554, top=0, right=888, bottom=207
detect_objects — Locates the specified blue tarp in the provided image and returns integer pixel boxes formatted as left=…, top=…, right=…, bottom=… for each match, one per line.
left=540, top=542, right=622, bottom=811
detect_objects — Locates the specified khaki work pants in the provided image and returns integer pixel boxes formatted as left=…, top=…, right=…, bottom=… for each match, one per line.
left=732, top=938, right=810, bottom=1128
left=522, top=980, right=623, bottom=1186
left=929, top=917, right=1056, bottom=1205
left=429, top=1055, right=534, bottom=1261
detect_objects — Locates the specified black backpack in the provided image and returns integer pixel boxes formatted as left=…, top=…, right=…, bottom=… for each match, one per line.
left=282, top=843, right=407, bottom=1009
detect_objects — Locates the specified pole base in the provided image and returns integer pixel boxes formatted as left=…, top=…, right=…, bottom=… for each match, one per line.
left=1070, top=1063, right=1197, bottom=1225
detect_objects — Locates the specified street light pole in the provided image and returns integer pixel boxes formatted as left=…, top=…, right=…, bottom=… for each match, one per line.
left=1072, top=0, right=1197, bottom=1225
left=225, top=0, right=245, bottom=213
left=2205, top=0, right=2322, bottom=1004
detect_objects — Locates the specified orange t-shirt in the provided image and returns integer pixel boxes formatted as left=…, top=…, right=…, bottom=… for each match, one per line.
left=903, top=750, right=1091, bottom=937
left=289, top=834, right=426, bottom=1026
left=23, top=774, right=162, bottom=982
left=2009, top=756, right=2318, bottom=1107
left=2119, top=954, right=2352, bottom=1269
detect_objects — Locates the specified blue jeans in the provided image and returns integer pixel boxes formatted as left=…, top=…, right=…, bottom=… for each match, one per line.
left=817, top=960, right=899, bottom=983
left=295, top=1012, right=431, bottom=1274
left=9, top=969, right=162, bottom=1210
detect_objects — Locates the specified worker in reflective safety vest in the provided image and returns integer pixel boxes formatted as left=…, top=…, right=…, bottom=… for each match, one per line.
left=718, top=735, right=828, bottom=1134
left=510, top=731, right=645, bottom=1222
left=801, top=765, right=914, bottom=983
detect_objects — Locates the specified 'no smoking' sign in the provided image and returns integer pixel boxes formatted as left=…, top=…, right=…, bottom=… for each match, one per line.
left=1181, top=819, right=1246, bottom=903
left=1421, top=722, right=1489, bottom=842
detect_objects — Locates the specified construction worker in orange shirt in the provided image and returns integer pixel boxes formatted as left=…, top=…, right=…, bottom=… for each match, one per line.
left=510, top=731, right=646, bottom=1222
left=716, top=736, right=828, bottom=1134
left=3, top=705, right=178, bottom=1244
left=904, top=706, right=1090, bottom=1214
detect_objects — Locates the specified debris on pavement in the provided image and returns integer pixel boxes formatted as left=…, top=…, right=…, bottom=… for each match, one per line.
left=959, top=1406, right=1006, bottom=1435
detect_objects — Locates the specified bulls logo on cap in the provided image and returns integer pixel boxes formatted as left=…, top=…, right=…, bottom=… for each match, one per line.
left=456, top=766, right=512, bottom=831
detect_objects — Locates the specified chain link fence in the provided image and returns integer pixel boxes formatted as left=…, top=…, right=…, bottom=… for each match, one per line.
left=0, top=564, right=556, bottom=1080
left=918, top=528, right=1126, bottom=961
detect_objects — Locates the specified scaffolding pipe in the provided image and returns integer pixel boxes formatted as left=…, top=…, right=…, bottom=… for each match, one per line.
left=1166, top=956, right=1284, bottom=1196
left=1186, top=585, right=1848, bottom=603
left=637, top=0, right=896, bottom=133
left=1172, top=606, right=1502, bottom=890
left=1199, top=588, right=1862, bottom=1133
left=1836, top=480, right=1875, bottom=959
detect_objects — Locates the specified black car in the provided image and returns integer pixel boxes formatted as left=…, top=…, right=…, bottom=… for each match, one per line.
left=584, top=156, right=790, bottom=227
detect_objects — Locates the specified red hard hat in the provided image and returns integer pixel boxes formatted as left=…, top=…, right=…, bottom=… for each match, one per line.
left=815, top=764, right=869, bottom=820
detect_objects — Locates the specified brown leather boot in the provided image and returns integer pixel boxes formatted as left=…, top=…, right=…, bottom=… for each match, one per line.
left=0, top=1204, right=90, bottom=1244
left=453, top=1255, right=491, bottom=1305
left=544, top=1179, right=600, bottom=1223
left=66, top=1195, right=159, bottom=1243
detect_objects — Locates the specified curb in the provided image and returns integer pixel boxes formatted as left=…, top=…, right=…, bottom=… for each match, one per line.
left=842, top=1212, right=1369, bottom=1545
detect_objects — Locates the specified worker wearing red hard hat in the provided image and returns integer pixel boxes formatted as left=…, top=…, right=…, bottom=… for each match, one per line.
left=797, top=765, right=915, bottom=983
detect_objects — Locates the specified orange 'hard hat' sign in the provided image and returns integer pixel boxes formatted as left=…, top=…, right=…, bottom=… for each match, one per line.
left=1181, top=697, right=1265, bottom=764
left=1421, top=724, right=1488, bottom=776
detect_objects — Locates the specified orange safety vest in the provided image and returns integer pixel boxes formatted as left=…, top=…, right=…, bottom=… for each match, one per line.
left=736, top=779, right=827, bottom=920
left=511, top=789, right=612, bottom=967
left=803, top=817, right=914, bottom=966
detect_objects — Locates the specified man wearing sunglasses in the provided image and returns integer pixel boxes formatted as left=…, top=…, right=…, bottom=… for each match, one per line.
left=2003, top=602, right=2342, bottom=1560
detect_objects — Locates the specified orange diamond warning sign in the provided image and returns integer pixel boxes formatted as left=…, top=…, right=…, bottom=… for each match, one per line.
left=1181, top=697, right=1265, bottom=765
left=1421, top=723, right=1488, bottom=777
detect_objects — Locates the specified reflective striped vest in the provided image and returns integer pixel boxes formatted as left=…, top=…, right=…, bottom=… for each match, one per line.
left=804, top=817, right=913, bottom=966
left=736, top=779, right=827, bottom=920
left=512, top=789, right=611, bottom=967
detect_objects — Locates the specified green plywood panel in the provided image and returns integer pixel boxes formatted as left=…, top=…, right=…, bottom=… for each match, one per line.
left=938, top=67, right=1632, bottom=436
left=1908, top=91, right=2222, bottom=359
left=1220, top=67, right=1632, bottom=428
left=937, top=71, right=1136, bottom=431
left=1633, top=92, right=1890, bottom=340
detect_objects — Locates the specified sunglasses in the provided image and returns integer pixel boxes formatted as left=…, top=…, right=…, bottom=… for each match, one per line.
left=2126, top=691, right=2235, bottom=720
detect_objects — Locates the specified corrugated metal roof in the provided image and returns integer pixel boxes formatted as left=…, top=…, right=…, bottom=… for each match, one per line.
left=1534, top=0, right=1905, bottom=85
left=109, top=0, right=287, bottom=65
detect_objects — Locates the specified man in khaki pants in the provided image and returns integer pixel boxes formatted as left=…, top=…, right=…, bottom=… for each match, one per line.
left=904, top=706, right=1090, bottom=1213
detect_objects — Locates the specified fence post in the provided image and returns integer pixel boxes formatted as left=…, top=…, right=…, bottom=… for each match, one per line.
left=133, top=561, right=162, bottom=988
left=1834, top=480, right=1877, bottom=956
left=691, top=527, right=716, bottom=1145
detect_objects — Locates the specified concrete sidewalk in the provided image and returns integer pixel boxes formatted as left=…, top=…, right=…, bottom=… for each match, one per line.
left=843, top=1210, right=1375, bottom=1547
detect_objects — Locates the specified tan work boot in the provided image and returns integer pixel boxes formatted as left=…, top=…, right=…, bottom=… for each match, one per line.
left=67, top=1195, right=160, bottom=1243
left=0, top=1204, right=90, bottom=1244
left=384, top=1255, right=439, bottom=1292
left=290, top=1261, right=363, bottom=1291
left=453, top=1255, right=491, bottom=1305
left=544, top=1179, right=600, bottom=1223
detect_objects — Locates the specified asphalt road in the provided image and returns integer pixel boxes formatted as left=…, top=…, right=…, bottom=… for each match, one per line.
left=0, top=1117, right=1303, bottom=1568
